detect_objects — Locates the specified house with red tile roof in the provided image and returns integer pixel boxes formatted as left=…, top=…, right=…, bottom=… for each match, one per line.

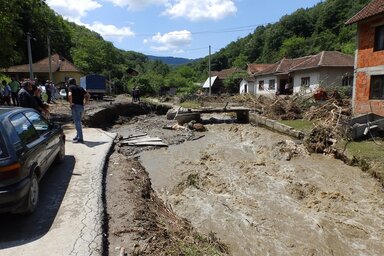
left=345, top=0, right=384, bottom=116
left=1, top=54, right=85, bottom=87
left=252, top=51, right=354, bottom=96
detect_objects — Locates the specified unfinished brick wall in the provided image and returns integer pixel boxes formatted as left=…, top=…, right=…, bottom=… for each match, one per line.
left=357, top=18, right=384, bottom=68
left=354, top=17, right=384, bottom=116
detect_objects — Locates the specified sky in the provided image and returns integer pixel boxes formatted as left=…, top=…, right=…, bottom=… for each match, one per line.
left=45, top=0, right=324, bottom=59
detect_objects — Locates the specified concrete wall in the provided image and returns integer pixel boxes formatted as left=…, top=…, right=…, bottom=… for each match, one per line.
left=53, top=71, right=84, bottom=87
left=255, top=75, right=277, bottom=95
left=354, top=16, right=384, bottom=116
left=291, top=67, right=353, bottom=94
left=292, top=70, right=319, bottom=93
left=239, top=80, right=255, bottom=94
left=319, top=67, right=353, bottom=87
left=249, top=113, right=304, bottom=139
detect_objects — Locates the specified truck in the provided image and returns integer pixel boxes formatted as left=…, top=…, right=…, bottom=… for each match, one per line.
left=80, top=74, right=106, bottom=99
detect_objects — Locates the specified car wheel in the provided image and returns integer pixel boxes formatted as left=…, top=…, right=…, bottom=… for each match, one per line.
left=55, top=142, right=65, bottom=164
left=18, top=172, right=39, bottom=215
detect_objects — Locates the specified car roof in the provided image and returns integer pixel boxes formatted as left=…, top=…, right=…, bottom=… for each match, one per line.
left=0, top=107, right=29, bottom=118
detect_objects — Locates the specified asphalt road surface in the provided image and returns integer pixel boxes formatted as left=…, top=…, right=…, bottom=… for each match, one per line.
left=0, top=124, right=116, bottom=256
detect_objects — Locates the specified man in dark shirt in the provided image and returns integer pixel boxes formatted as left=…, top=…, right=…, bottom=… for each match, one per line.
left=68, top=78, right=90, bottom=143
left=18, top=80, right=38, bottom=109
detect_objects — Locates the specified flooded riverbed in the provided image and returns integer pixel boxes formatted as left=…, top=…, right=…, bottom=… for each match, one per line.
left=139, top=123, right=384, bottom=255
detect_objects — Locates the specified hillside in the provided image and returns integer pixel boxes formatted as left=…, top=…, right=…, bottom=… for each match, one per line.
left=147, top=55, right=197, bottom=66
left=191, top=0, right=371, bottom=71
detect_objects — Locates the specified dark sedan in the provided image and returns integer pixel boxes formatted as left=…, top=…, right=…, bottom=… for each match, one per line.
left=0, top=107, right=65, bottom=214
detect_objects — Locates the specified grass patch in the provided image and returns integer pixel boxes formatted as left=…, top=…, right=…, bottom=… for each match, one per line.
left=344, top=140, right=384, bottom=182
left=180, top=100, right=201, bottom=109
left=279, top=119, right=314, bottom=133
left=346, top=140, right=384, bottom=161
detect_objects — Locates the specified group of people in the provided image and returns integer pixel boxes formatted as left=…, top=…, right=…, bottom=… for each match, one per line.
left=0, top=77, right=21, bottom=106
left=0, top=76, right=93, bottom=143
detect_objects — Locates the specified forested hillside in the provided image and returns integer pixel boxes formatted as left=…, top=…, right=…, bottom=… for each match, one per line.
left=191, top=0, right=370, bottom=72
left=0, top=0, right=372, bottom=95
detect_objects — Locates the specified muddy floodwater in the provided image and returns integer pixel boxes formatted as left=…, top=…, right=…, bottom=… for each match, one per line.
left=139, top=123, right=384, bottom=255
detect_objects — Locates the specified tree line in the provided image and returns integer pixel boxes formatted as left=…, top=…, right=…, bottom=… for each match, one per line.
left=0, top=0, right=371, bottom=96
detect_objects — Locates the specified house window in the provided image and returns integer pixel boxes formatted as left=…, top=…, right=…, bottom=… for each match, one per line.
left=370, top=75, right=384, bottom=99
left=374, top=25, right=384, bottom=51
left=342, top=76, right=353, bottom=86
left=258, top=80, right=264, bottom=90
left=269, top=79, right=275, bottom=90
left=301, top=77, right=310, bottom=87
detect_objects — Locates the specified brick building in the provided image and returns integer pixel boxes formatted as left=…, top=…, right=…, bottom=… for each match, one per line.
left=346, top=0, right=384, bottom=116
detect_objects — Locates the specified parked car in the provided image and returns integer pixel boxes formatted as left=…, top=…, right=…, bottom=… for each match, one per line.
left=0, top=107, right=65, bottom=214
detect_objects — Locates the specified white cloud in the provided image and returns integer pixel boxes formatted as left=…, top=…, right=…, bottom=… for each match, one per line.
left=163, top=0, right=237, bottom=21
left=105, top=0, right=168, bottom=10
left=148, top=30, right=191, bottom=53
left=46, top=0, right=102, bottom=20
left=87, top=22, right=135, bottom=41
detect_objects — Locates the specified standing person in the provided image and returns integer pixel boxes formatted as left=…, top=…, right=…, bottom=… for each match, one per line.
left=9, top=77, right=20, bottom=106
left=18, top=80, right=38, bottom=109
left=31, top=84, right=50, bottom=118
left=45, top=80, right=52, bottom=103
left=50, top=81, right=57, bottom=103
left=68, top=77, right=90, bottom=143
left=1, top=80, right=11, bottom=105
left=136, top=87, right=140, bottom=102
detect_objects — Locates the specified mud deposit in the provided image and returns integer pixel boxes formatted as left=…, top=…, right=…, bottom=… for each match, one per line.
left=139, top=123, right=384, bottom=255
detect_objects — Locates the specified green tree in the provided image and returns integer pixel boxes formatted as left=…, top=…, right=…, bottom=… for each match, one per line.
left=279, top=36, right=308, bottom=58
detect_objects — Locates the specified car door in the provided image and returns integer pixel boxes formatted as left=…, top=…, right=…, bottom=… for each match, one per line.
left=24, top=111, right=60, bottom=173
left=9, top=112, right=45, bottom=180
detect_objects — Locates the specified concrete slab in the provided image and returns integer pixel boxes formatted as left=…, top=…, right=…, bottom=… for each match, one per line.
left=0, top=124, right=116, bottom=256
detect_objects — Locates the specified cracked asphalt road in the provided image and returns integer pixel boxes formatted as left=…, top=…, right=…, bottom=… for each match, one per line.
left=0, top=124, right=116, bottom=256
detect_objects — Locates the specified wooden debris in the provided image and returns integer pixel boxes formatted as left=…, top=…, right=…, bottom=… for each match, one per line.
left=124, top=141, right=168, bottom=147
left=121, top=133, right=148, bottom=140
left=119, top=133, right=168, bottom=147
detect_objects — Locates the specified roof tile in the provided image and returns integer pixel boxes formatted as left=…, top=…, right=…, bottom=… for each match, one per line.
left=345, top=0, right=384, bottom=24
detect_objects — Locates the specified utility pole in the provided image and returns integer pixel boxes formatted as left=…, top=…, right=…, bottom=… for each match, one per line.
left=208, top=45, right=211, bottom=96
left=27, top=33, right=34, bottom=79
left=47, top=35, right=53, bottom=82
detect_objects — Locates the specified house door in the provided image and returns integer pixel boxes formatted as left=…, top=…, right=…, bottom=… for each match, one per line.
left=279, top=79, right=287, bottom=95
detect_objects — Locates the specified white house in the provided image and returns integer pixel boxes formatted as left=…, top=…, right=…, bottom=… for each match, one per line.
left=250, top=51, right=354, bottom=96
left=289, top=51, right=354, bottom=94
left=239, top=77, right=256, bottom=94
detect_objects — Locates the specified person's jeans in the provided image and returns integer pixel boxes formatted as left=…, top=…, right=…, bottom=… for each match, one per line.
left=71, top=104, right=84, bottom=140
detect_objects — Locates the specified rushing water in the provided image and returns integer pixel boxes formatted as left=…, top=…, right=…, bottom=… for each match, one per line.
left=139, top=123, right=384, bottom=256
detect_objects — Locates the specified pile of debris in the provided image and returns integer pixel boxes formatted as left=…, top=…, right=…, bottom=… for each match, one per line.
left=304, top=100, right=352, bottom=154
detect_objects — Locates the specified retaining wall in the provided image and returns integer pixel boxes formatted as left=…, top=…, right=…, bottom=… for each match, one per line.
left=249, top=113, right=305, bottom=139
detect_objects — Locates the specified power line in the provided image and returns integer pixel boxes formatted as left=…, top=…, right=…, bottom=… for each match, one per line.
left=134, top=24, right=262, bottom=37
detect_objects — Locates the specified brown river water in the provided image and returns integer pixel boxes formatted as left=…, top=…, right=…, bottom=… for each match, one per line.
left=139, top=123, right=384, bottom=256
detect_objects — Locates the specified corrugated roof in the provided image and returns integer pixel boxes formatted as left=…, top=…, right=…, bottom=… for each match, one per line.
left=202, top=76, right=218, bottom=88
left=345, top=0, right=384, bottom=25
left=2, top=54, right=83, bottom=73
